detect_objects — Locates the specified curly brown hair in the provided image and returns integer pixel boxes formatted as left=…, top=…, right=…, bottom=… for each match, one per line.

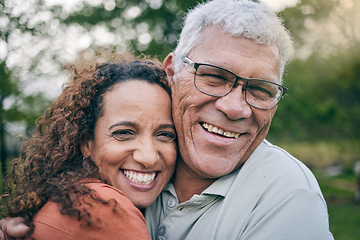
left=1, top=51, right=169, bottom=232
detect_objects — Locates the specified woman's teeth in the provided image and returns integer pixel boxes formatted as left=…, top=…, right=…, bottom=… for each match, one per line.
left=202, top=123, right=240, bottom=139
left=123, top=170, right=156, bottom=185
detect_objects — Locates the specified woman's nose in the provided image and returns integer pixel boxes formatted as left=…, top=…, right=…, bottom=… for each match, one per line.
left=133, top=139, right=159, bottom=168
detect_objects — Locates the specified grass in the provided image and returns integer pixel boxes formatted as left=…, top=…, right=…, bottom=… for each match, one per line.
left=315, top=171, right=360, bottom=240
left=277, top=140, right=360, bottom=169
left=328, top=204, right=360, bottom=240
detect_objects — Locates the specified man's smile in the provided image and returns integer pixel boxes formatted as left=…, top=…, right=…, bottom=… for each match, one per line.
left=201, top=122, right=240, bottom=139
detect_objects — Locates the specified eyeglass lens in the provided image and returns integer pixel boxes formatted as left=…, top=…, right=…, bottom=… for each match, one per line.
left=194, top=64, right=284, bottom=109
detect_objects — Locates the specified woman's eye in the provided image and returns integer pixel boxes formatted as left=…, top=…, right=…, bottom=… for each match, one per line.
left=112, top=130, right=135, bottom=141
left=157, top=131, right=176, bottom=143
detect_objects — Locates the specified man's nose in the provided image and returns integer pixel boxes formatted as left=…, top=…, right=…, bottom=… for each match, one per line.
left=214, top=86, right=252, bottom=120
left=133, top=139, right=159, bottom=168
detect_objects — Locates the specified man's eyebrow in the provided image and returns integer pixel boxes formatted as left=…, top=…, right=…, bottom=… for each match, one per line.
left=109, top=121, right=138, bottom=130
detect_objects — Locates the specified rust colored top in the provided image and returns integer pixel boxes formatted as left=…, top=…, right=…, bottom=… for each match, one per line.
left=30, top=179, right=151, bottom=240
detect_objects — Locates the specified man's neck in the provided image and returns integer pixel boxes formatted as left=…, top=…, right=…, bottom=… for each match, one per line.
left=173, top=160, right=217, bottom=203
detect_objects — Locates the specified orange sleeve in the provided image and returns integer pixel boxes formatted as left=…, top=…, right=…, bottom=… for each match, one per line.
left=31, top=181, right=151, bottom=240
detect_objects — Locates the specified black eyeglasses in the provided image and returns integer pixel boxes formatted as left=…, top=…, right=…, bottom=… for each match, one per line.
left=183, top=56, right=287, bottom=110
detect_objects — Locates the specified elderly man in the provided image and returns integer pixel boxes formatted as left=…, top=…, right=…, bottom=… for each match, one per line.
left=145, top=0, right=333, bottom=239
left=1, top=0, right=333, bottom=239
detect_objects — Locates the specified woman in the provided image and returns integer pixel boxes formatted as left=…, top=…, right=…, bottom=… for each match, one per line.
left=1, top=52, right=177, bottom=239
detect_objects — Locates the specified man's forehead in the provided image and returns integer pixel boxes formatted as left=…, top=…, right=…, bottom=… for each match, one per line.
left=186, top=26, right=281, bottom=82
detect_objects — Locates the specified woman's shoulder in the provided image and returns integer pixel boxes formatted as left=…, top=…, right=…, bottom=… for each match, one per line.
left=84, top=179, right=129, bottom=202
left=31, top=179, right=150, bottom=240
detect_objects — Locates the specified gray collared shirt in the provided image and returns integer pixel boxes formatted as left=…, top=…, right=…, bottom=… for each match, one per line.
left=145, top=140, right=334, bottom=240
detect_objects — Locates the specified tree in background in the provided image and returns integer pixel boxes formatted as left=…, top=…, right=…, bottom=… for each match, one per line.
left=61, top=0, right=202, bottom=60
left=270, top=0, right=360, bottom=142
left=0, top=0, right=53, bottom=180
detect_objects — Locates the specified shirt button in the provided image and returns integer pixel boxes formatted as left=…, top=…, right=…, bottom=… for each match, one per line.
left=167, top=198, right=176, bottom=208
left=159, top=226, right=166, bottom=236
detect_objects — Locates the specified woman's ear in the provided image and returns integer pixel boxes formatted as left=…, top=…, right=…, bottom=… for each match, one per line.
left=80, top=140, right=92, bottom=159
left=163, top=52, right=175, bottom=86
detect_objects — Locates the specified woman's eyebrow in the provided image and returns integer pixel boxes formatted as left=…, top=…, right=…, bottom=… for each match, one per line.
left=158, top=124, right=175, bottom=130
left=109, top=121, right=138, bottom=130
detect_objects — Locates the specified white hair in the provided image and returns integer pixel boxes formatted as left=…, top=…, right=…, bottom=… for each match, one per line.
left=173, top=0, right=294, bottom=81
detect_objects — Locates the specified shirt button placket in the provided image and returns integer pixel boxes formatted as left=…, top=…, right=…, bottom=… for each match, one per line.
left=158, top=226, right=166, bottom=239
left=167, top=197, right=176, bottom=208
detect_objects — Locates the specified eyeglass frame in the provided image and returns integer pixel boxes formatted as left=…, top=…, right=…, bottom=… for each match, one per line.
left=183, top=56, right=288, bottom=110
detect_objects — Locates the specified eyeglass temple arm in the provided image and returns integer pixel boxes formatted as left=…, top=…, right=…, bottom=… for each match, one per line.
left=183, top=56, right=195, bottom=67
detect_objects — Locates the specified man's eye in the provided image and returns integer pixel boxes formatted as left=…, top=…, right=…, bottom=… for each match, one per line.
left=201, top=73, right=226, bottom=79
left=156, top=131, right=176, bottom=143
left=112, top=130, right=135, bottom=141
left=248, top=85, right=271, bottom=94
left=247, top=85, right=273, bottom=99
left=199, top=74, right=231, bottom=86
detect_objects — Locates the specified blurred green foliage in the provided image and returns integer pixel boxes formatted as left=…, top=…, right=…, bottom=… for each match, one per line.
left=269, top=0, right=360, bottom=143
left=0, top=0, right=55, bottom=179
left=270, top=44, right=360, bottom=142
left=62, top=0, right=203, bottom=59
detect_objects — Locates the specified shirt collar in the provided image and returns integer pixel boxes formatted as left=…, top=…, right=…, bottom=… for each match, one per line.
left=163, top=140, right=268, bottom=199
left=202, top=168, right=241, bottom=197
left=163, top=167, right=241, bottom=199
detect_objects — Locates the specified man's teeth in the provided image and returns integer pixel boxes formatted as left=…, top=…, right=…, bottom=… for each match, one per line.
left=202, top=123, right=240, bottom=139
left=123, top=170, right=156, bottom=185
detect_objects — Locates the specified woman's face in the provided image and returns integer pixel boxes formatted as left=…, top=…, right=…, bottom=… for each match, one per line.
left=82, top=80, right=177, bottom=208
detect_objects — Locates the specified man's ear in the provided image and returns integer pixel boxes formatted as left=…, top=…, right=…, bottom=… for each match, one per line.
left=163, top=52, right=175, bottom=86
